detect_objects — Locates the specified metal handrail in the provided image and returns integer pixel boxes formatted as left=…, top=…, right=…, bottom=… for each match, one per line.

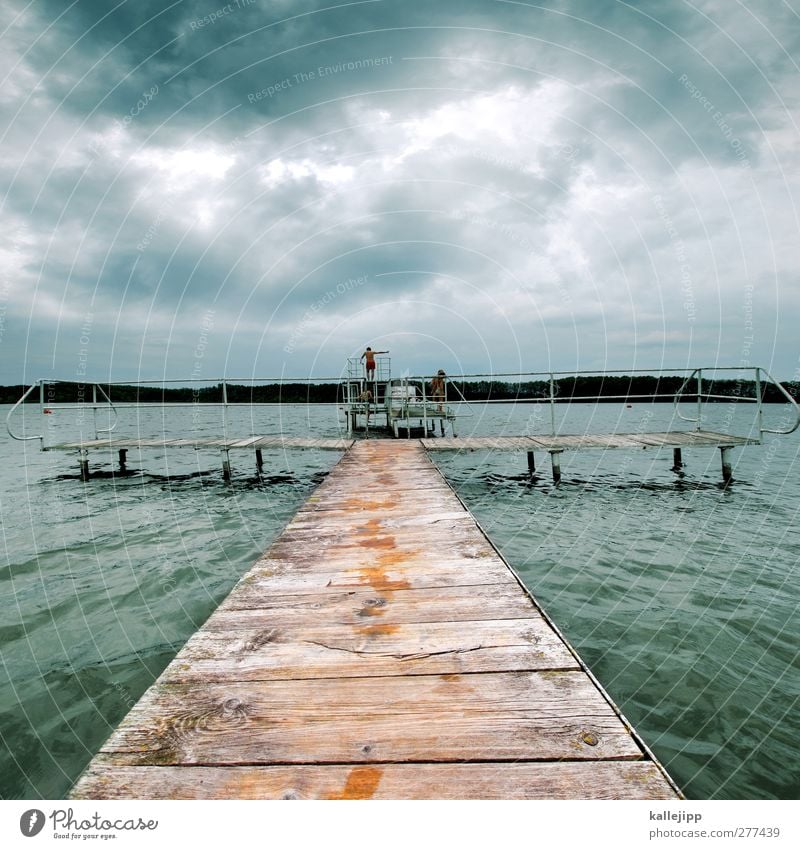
left=94, top=383, right=119, bottom=437
left=5, top=381, right=42, bottom=445
left=758, top=367, right=800, bottom=434
left=674, top=369, right=703, bottom=425
left=673, top=366, right=800, bottom=437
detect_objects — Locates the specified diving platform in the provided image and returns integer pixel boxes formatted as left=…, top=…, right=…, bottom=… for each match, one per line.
left=70, top=440, right=680, bottom=800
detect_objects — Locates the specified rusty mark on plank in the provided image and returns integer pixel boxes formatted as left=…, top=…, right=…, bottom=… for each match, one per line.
left=350, top=565, right=411, bottom=594
left=325, top=766, right=384, bottom=799
left=357, top=530, right=396, bottom=550
left=339, top=497, right=394, bottom=511
left=376, top=548, right=422, bottom=568
left=357, top=622, right=400, bottom=637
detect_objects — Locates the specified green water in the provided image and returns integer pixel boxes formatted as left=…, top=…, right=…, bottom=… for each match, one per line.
left=1, top=402, right=798, bottom=798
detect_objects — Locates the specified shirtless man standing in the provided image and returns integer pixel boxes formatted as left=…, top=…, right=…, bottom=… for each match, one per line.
left=360, top=346, right=389, bottom=378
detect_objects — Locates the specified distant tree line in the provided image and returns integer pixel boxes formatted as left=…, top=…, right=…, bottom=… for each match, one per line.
left=1, top=376, right=797, bottom=405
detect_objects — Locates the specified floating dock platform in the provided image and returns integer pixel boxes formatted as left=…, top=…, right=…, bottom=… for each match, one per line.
left=71, top=440, right=680, bottom=800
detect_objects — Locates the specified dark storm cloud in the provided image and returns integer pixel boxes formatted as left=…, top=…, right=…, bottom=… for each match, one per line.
left=2, top=0, right=799, bottom=381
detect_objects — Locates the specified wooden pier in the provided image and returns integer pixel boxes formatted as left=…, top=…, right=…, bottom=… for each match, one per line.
left=423, top=430, right=758, bottom=482
left=71, top=440, right=680, bottom=800
left=48, top=436, right=354, bottom=481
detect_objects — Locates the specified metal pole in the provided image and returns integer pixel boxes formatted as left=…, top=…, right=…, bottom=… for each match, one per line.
left=696, top=369, right=702, bottom=430
left=92, top=384, right=98, bottom=439
left=549, top=373, right=556, bottom=435
left=422, top=380, right=428, bottom=436
left=550, top=450, right=562, bottom=483
left=755, top=368, right=763, bottom=436
left=39, top=380, right=45, bottom=450
left=720, top=446, right=732, bottom=483
left=78, top=449, right=90, bottom=481
left=222, top=380, right=228, bottom=438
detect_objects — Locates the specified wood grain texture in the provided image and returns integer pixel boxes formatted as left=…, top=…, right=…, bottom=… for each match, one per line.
left=72, top=761, right=677, bottom=800
left=95, top=671, right=642, bottom=765
left=423, top=431, right=756, bottom=451
left=69, top=439, right=680, bottom=800
left=161, top=617, right=579, bottom=682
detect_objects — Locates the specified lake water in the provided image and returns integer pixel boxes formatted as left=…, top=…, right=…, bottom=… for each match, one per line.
left=1, top=398, right=798, bottom=799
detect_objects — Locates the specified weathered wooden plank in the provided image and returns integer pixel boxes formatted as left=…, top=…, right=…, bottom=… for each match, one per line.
left=71, top=760, right=677, bottom=800
left=424, top=431, right=756, bottom=453
left=214, top=582, right=538, bottom=625
left=160, top=617, right=579, bottom=682
left=241, top=555, right=516, bottom=594
left=96, top=671, right=643, bottom=764
left=228, top=436, right=260, bottom=448
left=264, top=531, right=497, bottom=563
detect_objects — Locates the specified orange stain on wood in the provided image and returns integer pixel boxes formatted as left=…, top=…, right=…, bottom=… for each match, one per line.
left=357, top=622, right=400, bottom=637
left=356, top=519, right=397, bottom=550
left=359, top=565, right=411, bottom=593
left=353, top=497, right=394, bottom=510
left=325, top=766, right=383, bottom=800
left=377, top=548, right=421, bottom=568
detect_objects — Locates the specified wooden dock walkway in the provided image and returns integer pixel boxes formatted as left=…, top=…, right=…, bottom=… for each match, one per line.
left=50, top=436, right=354, bottom=451
left=71, top=440, right=680, bottom=800
left=422, top=430, right=757, bottom=482
left=421, top=430, right=757, bottom=451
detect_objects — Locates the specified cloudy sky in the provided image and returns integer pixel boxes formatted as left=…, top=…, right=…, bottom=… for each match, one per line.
left=1, top=0, right=799, bottom=384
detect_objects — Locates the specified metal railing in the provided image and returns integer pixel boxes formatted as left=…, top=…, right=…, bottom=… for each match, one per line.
left=673, top=367, right=800, bottom=437
left=6, top=368, right=798, bottom=448
left=6, top=380, right=120, bottom=449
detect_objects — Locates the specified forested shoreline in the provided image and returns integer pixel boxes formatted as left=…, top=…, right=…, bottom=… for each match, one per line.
left=1, top=375, right=796, bottom=405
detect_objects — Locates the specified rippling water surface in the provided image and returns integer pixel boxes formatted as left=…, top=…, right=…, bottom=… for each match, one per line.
left=1, top=399, right=798, bottom=799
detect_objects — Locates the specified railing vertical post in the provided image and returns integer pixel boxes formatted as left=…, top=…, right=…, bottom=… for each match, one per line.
left=222, top=379, right=228, bottom=437
left=549, top=373, right=556, bottom=435
left=39, top=380, right=45, bottom=450
left=92, top=384, right=98, bottom=440
left=422, top=379, right=428, bottom=436
left=696, top=369, right=702, bottom=430
left=755, top=368, right=763, bottom=436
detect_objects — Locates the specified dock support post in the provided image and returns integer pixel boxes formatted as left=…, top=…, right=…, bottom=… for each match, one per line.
left=222, top=449, right=232, bottom=482
left=672, top=447, right=683, bottom=470
left=255, top=448, right=263, bottom=472
left=527, top=450, right=536, bottom=474
left=550, top=450, right=562, bottom=483
left=78, top=449, right=90, bottom=481
left=118, top=448, right=128, bottom=471
left=720, top=446, right=732, bottom=483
